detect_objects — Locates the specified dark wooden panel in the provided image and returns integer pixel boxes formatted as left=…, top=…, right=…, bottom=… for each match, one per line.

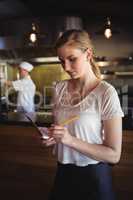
left=0, top=125, right=56, bottom=200
left=112, top=130, right=133, bottom=200
left=0, top=125, right=133, bottom=200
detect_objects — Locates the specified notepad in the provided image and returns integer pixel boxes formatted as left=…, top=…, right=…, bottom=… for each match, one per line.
left=25, top=114, right=79, bottom=140
left=25, top=114, right=49, bottom=139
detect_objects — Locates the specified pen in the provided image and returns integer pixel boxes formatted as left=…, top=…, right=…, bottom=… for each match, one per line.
left=60, top=115, right=79, bottom=126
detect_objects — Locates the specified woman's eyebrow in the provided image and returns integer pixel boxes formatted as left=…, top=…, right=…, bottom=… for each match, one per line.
left=59, top=54, right=74, bottom=60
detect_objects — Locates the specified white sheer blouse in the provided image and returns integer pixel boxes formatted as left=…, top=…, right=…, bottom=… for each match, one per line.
left=53, top=80, right=124, bottom=166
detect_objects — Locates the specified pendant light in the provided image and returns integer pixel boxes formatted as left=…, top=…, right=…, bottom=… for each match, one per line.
left=104, top=17, right=112, bottom=39
left=29, top=23, right=37, bottom=43
left=95, top=17, right=120, bottom=39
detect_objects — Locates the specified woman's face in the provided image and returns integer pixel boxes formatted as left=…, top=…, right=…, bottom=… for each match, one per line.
left=57, top=45, right=91, bottom=79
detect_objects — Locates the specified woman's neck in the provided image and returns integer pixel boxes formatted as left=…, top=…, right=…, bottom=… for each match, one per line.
left=69, top=73, right=101, bottom=99
left=74, top=72, right=99, bottom=87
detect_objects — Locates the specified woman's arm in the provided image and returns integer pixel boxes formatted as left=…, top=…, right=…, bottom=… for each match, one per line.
left=47, top=116, right=122, bottom=164
left=69, top=117, right=122, bottom=164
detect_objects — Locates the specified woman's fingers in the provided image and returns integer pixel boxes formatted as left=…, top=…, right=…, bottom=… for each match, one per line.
left=42, top=137, right=55, bottom=146
left=48, top=125, right=65, bottom=138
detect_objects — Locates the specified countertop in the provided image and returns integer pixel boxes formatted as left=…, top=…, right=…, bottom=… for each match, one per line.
left=0, top=111, right=133, bottom=130
left=0, top=111, right=53, bottom=127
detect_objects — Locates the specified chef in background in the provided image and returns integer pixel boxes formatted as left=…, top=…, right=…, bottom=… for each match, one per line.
left=5, top=61, right=36, bottom=113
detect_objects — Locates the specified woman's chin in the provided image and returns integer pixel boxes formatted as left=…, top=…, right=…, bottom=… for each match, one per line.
left=70, top=74, right=79, bottom=79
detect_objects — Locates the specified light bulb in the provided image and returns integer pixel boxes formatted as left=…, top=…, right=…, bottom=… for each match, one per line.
left=104, top=28, right=112, bottom=39
left=29, top=23, right=38, bottom=43
left=30, top=33, right=37, bottom=43
left=104, top=17, right=112, bottom=39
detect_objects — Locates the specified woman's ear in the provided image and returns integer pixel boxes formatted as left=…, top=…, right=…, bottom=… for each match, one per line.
left=86, top=48, right=93, bottom=61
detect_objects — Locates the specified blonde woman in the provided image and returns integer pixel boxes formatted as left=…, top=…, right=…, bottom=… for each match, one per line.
left=45, top=29, right=124, bottom=200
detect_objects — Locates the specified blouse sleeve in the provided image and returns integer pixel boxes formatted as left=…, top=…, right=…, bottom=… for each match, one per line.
left=101, top=86, right=124, bottom=120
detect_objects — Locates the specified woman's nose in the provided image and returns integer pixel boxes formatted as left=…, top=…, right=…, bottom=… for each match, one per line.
left=64, top=61, right=71, bottom=72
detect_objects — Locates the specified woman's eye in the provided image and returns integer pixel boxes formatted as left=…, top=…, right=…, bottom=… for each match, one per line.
left=69, top=57, right=76, bottom=62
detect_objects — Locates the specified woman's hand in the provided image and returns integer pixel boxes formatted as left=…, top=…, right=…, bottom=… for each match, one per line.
left=42, top=137, right=56, bottom=146
left=48, top=125, right=73, bottom=145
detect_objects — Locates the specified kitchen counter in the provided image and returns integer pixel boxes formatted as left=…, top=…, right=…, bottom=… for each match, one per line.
left=0, top=123, right=56, bottom=200
left=0, top=124, right=133, bottom=200
left=0, top=111, right=133, bottom=200
left=0, top=111, right=133, bottom=130
left=0, top=111, right=53, bottom=127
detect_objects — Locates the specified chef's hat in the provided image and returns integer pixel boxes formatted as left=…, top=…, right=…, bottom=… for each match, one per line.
left=19, top=62, right=34, bottom=72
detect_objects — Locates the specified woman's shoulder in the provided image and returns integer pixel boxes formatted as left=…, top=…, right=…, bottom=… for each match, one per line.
left=96, top=80, right=116, bottom=95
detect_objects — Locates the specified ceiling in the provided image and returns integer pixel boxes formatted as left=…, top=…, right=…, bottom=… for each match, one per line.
left=0, top=0, right=132, bottom=17
left=0, top=0, right=133, bottom=27
left=0, top=0, right=133, bottom=61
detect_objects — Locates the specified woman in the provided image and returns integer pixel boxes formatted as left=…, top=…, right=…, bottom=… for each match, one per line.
left=45, top=29, right=124, bottom=200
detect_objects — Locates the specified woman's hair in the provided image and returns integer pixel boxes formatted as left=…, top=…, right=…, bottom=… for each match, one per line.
left=55, top=29, right=101, bottom=79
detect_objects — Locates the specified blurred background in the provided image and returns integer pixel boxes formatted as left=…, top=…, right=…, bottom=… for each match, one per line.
left=0, top=0, right=133, bottom=129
